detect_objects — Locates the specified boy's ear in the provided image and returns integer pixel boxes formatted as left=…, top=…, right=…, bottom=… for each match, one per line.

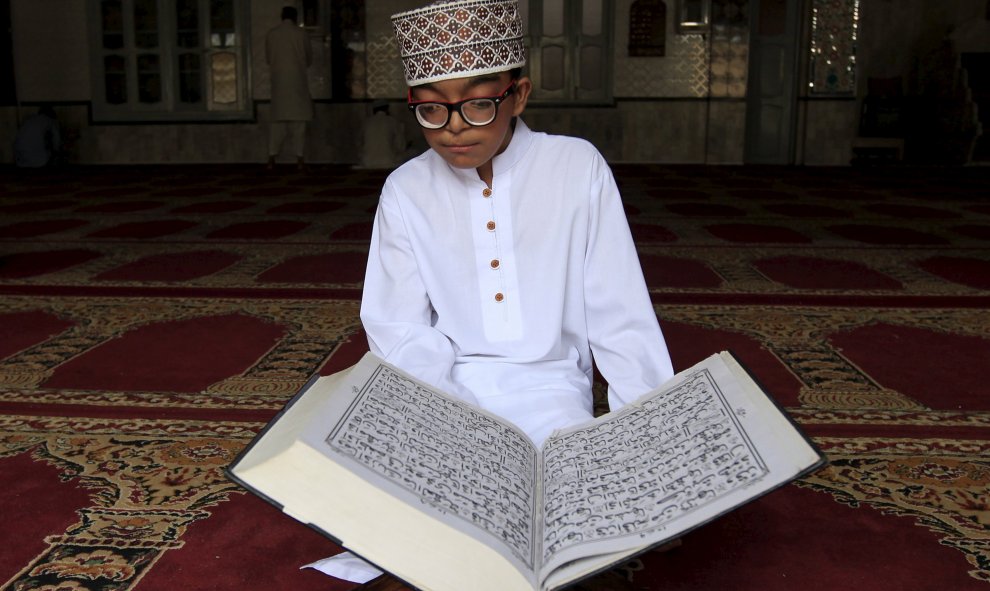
left=511, top=76, right=533, bottom=116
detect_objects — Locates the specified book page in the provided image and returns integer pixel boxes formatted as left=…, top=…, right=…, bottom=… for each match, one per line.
left=301, top=356, right=542, bottom=577
left=538, top=352, right=821, bottom=582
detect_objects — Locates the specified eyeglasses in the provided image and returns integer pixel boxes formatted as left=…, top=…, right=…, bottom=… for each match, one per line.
left=407, top=81, right=516, bottom=129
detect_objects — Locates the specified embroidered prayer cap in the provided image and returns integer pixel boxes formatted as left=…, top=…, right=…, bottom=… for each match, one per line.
left=392, top=0, right=526, bottom=86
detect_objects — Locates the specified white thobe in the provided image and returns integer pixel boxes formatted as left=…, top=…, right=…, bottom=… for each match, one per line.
left=312, top=120, right=674, bottom=584
left=265, top=20, right=313, bottom=121
left=361, top=119, right=674, bottom=444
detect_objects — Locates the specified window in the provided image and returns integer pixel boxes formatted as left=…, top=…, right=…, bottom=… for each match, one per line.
left=519, top=0, right=613, bottom=103
left=629, top=0, right=667, bottom=57
left=89, top=0, right=251, bottom=121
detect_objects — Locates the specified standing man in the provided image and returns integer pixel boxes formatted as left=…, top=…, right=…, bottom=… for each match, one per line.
left=266, top=6, right=312, bottom=171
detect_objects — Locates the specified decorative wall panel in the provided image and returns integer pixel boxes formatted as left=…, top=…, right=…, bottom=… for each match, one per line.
left=366, top=34, right=405, bottom=98
left=615, top=23, right=708, bottom=96
left=810, top=0, right=859, bottom=95
left=614, top=0, right=749, bottom=98
left=709, top=0, right=748, bottom=98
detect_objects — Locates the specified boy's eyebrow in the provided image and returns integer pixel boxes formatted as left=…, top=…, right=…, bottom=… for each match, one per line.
left=465, top=74, right=503, bottom=88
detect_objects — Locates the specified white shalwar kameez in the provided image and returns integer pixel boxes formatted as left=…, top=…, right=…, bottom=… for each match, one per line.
left=310, top=119, right=674, bottom=584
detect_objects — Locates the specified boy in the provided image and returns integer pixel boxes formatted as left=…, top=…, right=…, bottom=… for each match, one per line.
left=315, top=0, right=675, bottom=586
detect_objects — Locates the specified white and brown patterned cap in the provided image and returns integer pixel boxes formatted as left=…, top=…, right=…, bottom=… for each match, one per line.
left=392, top=0, right=526, bottom=86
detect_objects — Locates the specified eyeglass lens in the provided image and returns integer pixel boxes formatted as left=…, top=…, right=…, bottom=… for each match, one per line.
left=415, top=99, right=498, bottom=129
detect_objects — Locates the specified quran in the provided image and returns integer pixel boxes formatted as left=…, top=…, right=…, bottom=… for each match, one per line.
left=226, top=351, right=825, bottom=591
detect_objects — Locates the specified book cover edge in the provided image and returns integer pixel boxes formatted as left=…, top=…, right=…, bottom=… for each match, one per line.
left=722, top=349, right=829, bottom=468
left=224, top=371, right=322, bottom=479
left=221, top=370, right=425, bottom=588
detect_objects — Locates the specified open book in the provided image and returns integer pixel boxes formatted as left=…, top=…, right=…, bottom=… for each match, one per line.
left=226, top=351, right=825, bottom=591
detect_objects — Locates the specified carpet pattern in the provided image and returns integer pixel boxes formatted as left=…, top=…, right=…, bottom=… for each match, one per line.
left=0, top=163, right=988, bottom=590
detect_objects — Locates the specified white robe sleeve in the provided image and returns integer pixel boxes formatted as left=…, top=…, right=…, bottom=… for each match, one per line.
left=583, top=155, right=675, bottom=409
left=360, top=182, right=479, bottom=405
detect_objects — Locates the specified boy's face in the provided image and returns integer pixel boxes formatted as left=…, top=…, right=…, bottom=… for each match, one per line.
left=409, top=72, right=532, bottom=178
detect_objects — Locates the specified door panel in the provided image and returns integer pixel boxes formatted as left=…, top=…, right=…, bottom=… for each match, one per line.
left=758, top=47, right=784, bottom=95
left=744, top=0, right=800, bottom=164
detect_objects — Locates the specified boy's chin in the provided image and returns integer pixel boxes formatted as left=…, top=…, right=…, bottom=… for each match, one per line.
left=437, top=154, right=487, bottom=171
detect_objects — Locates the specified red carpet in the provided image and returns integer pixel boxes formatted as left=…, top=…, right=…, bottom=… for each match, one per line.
left=94, top=251, right=243, bottom=282
left=0, top=163, right=988, bottom=590
left=762, top=202, right=853, bottom=218
left=0, top=451, right=95, bottom=579
left=825, top=223, right=949, bottom=245
left=753, top=255, right=904, bottom=290
left=76, top=199, right=165, bottom=213
left=953, top=224, right=990, bottom=241
left=43, top=314, right=287, bottom=393
left=0, top=310, right=75, bottom=362
left=864, top=202, right=961, bottom=219
left=0, top=219, right=89, bottom=237
left=257, top=252, right=369, bottom=284
left=629, top=222, right=678, bottom=243
left=917, top=256, right=990, bottom=289
left=639, top=485, right=982, bottom=591
left=640, top=255, right=723, bottom=289
left=139, top=493, right=350, bottom=591
left=330, top=222, right=375, bottom=241
left=86, top=219, right=199, bottom=239
left=0, top=199, right=78, bottom=213
left=665, top=202, right=746, bottom=217
left=267, top=200, right=349, bottom=214
left=829, top=323, right=990, bottom=410
left=170, top=200, right=254, bottom=213
left=206, top=220, right=310, bottom=239
left=705, top=223, right=812, bottom=243
left=0, top=249, right=102, bottom=278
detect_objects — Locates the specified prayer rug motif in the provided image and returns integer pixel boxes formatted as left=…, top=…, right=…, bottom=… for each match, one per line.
left=11, top=545, right=160, bottom=591
left=1, top=165, right=987, bottom=589
left=1, top=416, right=256, bottom=591
left=790, top=408, right=990, bottom=429
left=0, top=177, right=990, bottom=295
left=4, top=422, right=989, bottom=588
left=1, top=236, right=987, bottom=298
left=1, top=299, right=985, bottom=414
left=661, top=305, right=989, bottom=410
left=0, top=250, right=104, bottom=280
left=0, top=241, right=372, bottom=289
left=92, top=250, right=244, bottom=283
left=0, top=297, right=361, bottom=402
left=798, top=437, right=990, bottom=583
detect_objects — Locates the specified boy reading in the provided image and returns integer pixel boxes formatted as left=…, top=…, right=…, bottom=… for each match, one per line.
left=313, top=0, right=675, bottom=586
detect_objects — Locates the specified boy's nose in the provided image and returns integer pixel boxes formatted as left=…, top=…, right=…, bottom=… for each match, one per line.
left=445, top=109, right=469, bottom=132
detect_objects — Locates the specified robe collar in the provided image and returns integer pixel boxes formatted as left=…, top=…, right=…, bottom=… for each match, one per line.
left=445, top=118, right=533, bottom=184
